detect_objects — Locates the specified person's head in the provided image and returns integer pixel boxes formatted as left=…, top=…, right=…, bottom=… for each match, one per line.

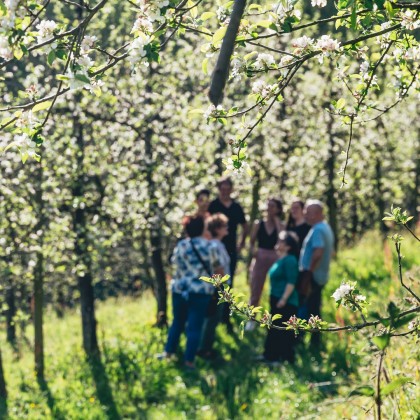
left=207, top=213, right=229, bottom=239
left=290, top=199, right=305, bottom=221
left=276, top=231, right=299, bottom=258
left=267, top=198, right=283, bottom=219
left=182, top=215, right=205, bottom=238
left=195, top=189, right=210, bottom=213
left=217, top=177, right=233, bottom=201
left=305, top=199, right=325, bottom=226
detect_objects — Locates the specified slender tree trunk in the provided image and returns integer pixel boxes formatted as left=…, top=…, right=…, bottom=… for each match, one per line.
left=73, top=118, right=99, bottom=355
left=34, top=163, right=45, bottom=379
left=0, top=349, right=6, bottom=399
left=144, top=127, right=168, bottom=327
left=34, top=251, right=44, bottom=379
left=5, top=272, right=16, bottom=345
left=326, top=110, right=338, bottom=251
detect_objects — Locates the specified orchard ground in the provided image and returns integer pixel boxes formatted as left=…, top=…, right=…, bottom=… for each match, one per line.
left=2, top=232, right=419, bottom=419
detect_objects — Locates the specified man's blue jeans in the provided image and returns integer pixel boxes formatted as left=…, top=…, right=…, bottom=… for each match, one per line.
left=165, top=292, right=211, bottom=362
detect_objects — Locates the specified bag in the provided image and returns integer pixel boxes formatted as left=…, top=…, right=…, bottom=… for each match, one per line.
left=297, top=270, right=313, bottom=299
left=190, top=239, right=218, bottom=316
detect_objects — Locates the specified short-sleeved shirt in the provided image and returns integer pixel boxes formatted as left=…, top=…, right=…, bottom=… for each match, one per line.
left=268, top=254, right=299, bottom=307
left=171, top=237, right=220, bottom=295
left=209, top=239, right=231, bottom=284
left=299, top=221, right=334, bottom=285
left=208, top=198, right=246, bottom=256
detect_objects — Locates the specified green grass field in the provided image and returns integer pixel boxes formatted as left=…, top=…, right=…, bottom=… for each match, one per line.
left=2, top=232, right=419, bottom=419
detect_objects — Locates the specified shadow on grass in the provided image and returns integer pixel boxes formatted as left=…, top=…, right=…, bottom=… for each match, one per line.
left=37, top=378, right=66, bottom=420
left=0, top=398, right=7, bottom=419
left=88, top=355, right=122, bottom=420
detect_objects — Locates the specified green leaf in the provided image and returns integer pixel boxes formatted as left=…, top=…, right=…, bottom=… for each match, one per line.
left=221, top=274, right=230, bottom=283
left=74, top=74, right=90, bottom=84
left=336, top=98, right=346, bottom=109
left=393, top=313, right=417, bottom=329
left=348, top=385, right=375, bottom=397
left=0, top=0, right=7, bottom=16
left=381, top=377, right=411, bottom=396
left=212, top=27, right=227, bottom=44
left=32, top=101, right=52, bottom=113
left=372, top=334, right=390, bottom=350
left=272, top=314, right=282, bottom=321
left=200, top=11, right=215, bottom=20
left=20, top=150, right=28, bottom=164
left=47, top=49, right=56, bottom=66
left=199, top=276, right=212, bottom=283
left=202, top=57, right=208, bottom=74
left=350, top=3, right=357, bottom=30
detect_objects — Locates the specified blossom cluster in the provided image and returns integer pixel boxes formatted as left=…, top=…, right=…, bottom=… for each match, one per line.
left=270, top=0, right=301, bottom=26
left=251, top=79, right=278, bottom=99
left=332, top=281, right=367, bottom=312
left=400, top=10, right=420, bottom=31
left=0, top=0, right=23, bottom=59
left=36, top=20, right=57, bottom=44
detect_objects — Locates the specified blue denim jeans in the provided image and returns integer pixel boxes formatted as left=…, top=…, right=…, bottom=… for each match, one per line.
left=165, top=292, right=211, bottom=362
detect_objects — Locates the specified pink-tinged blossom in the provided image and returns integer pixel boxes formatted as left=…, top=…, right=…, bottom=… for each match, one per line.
left=80, top=35, right=97, bottom=55
left=251, top=80, right=277, bottom=98
left=132, top=16, right=154, bottom=34
left=401, top=10, right=420, bottom=31
left=291, top=35, right=314, bottom=53
left=316, top=35, right=341, bottom=53
left=311, top=0, right=327, bottom=7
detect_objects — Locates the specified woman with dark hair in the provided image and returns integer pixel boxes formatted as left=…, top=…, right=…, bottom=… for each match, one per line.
left=286, top=199, right=311, bottom=252
left=161, top=216, right=222, bottom=369
left=260, top=231, right=299, bottom=364
left=246, top=199, right=285, bottom=330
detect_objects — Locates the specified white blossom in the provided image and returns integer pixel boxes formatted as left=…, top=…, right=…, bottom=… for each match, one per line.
left=132, top=16, right=154, bottom=34
left=252, top=80, right=277, bottom=98
left=80, top=35, right=97, bottom=55
left=401, top=10, right=420, bottom=31
left=332, top=283, right=354, bottom=301
left=311, top=0, right=327, bottom=7
left=291, top=35, right=314, bottom=52
left=77, top=55, right=94, bottom=69
left=231, top=56, right=246, bottom=80
left=0, top=36, right=13, bottom=60
left=128, top=34, right=151, bottom=65
left=36, top=20, right=57, bottom=44
left=254, top=53, right=275, bottom=70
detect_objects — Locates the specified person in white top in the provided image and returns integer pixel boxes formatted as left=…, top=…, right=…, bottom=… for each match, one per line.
left=198, top=213, right=231, bottom=359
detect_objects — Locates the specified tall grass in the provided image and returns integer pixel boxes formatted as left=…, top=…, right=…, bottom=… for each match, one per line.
left=1, top=232, right=419, bottom=419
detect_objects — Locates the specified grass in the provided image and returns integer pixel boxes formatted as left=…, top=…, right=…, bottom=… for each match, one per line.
left=1, top=231, right=419, bottom=419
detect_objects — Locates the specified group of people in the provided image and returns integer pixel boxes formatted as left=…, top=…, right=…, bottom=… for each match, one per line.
left=159, top=177, right=334, bottom=369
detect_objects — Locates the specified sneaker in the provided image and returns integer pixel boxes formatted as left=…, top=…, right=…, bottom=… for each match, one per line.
left=184, top=361, right=196, bottom=370
left=245, top=320, right=256, bottom=331
left=156, top=352, right=175, bottom=361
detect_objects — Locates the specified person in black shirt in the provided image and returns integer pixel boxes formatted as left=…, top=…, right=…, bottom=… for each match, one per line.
left=286, top=199, right=311, bottom=252
left=208, top=177, right=248, bottom=283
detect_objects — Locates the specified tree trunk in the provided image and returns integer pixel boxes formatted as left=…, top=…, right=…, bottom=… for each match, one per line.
left=0, top=349, right=6, bottom=399
left=34, top=163, right=45, bottom=380
left=34, top=251, right=44, bottom=379
left=326, top=110, right=338, bottom=251
left=144, top=127, right=168, bottom=327
left=5, top=273, right=16, bottom=345
left=73, top=118, right=99, bottom=355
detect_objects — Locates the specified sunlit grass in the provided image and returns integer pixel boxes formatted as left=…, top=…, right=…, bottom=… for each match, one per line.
left=1, top=232, right=419, bottom=419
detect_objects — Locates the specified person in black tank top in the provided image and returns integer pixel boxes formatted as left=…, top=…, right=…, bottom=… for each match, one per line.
left=246, top=199, right=285, bottom=331
left=286, top=199, right=311, bottom=253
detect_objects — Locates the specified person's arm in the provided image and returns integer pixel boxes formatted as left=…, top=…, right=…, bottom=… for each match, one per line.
left=237, top=221, right=249, bottom=253
left=274, top=216, right=285, bottom=233
left=248, top=221, right=260, bottom=259
left=277, top=256, right=298, bottom=308
left=309, top=247, right=324, bottom=272
left=277, top=284, right=295, bottom=308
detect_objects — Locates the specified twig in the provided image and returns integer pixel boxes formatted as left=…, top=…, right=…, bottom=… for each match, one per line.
left=395, top=242, right=420, bottom=302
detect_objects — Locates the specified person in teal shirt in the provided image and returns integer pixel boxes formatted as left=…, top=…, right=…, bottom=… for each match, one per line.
left=263, top=231, right=299, bottom=363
